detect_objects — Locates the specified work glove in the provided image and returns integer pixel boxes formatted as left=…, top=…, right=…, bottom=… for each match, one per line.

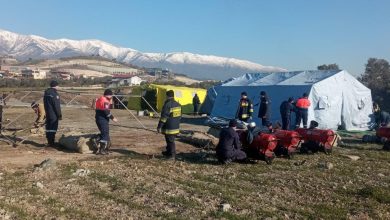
left=58, top=115, right=62, bottom=120
left=157, top=127, right=161, bottom=133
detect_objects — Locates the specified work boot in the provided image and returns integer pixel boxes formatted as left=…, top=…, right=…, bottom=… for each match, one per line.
left=91, top=136, right=100, bottom=154
left=162, top=151, right=175, bottom=160
left=97, top=142, right=108, bottom=155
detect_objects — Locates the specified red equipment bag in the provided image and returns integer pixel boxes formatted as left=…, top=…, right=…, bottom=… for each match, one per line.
left=239, top=130, right=278, bottom=164
left=376, top=127, right=390, bottom=139
left=295, top=128, right=336, bottom=153
left=376, top=127, right=390, bottom=151
left=273, top=130, right=302, bottom=157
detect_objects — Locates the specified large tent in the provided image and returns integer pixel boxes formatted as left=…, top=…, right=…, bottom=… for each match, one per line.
left=151, top=85, right=206, bottom=114
left=206, top=70, right=373, bottom=130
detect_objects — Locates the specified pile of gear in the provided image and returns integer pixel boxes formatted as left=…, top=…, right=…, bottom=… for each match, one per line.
left=209, top=118, right=339, bottom=164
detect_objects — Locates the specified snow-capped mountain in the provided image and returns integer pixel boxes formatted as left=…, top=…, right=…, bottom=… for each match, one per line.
left=0, top=29, right=286, bottom=80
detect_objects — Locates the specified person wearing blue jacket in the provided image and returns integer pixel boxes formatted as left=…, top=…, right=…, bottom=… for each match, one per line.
left=43, top=80, right=62, bottom=147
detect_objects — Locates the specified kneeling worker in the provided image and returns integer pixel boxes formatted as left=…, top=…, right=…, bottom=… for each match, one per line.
left=157, top=90, right=182, bottom=159
left=216, top=119, right=247, bottom=164
left=95, top=89, right=118, bottom=155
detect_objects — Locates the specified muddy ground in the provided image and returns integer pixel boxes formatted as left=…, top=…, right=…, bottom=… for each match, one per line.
left=0, top=108, right=389, bottom=219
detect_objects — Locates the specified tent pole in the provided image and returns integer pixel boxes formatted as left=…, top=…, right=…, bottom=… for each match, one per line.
left=113, top=95, right=149, bottom=130
left=141, top=96, right=159, bottom=115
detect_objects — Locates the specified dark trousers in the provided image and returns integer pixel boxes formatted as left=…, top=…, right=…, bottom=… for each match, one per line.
left=45, top=118, right=58, bottom=145
left=281, top=115, right=291, bottom=130
left=295, top=109, right=308, bottom=128
left=217, top=149, right=247, bottom=162
left=164, top=134, right=176, bottom=156
left=96, top=117, right=110, bottom=143
left=262, top=117, right=270, bottom=127
left=193, top=104, right=199, bottom=114
left=239, top=117, right=250, bottom=122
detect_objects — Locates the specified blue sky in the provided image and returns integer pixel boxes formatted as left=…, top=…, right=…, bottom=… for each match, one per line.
left=0, top=0, right=389, bottom=75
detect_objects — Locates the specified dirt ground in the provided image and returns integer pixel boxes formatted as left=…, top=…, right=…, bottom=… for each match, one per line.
left=0, top=107, right=389, bottom=219
left=0, top=108, right=205, bottom=168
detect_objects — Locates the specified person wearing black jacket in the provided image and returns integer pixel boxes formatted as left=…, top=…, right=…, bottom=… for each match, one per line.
left=157, top=90, right=182, bottom=159
left=374, top=110, right=390, bottom=127
left=258, top=91, right=271, bottom=127
left=43, top=81, right=62, bottom=147
left=216, top=119, right=247, bottom=164
left=192, top=93, right=201, bottom=115
left=236, top=92, right=254, bottom=122
left=95, top=89, right=118, bottom=155
left=280, top=97, right=295, bottom=130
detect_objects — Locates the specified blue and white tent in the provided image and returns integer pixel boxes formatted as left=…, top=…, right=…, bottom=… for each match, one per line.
left=205, top=70, right=373, bottom=131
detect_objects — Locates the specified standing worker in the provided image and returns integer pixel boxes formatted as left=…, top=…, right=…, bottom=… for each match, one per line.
left=43, top=80, right=62, bottom=147
left=280, top=97, right=295, bottom=130
left=95, top=89, right=118, bottom=155
left=235, top=92, right=253, bottom=122
left=258, top=91, right=271, bottom=127
left=295, top=93, right=311, bottom=128
left=216, top=119, right=247, bottom=164
left=192, top=93, right=201, bottom=115
left=157, top=90, right=181, bottom=159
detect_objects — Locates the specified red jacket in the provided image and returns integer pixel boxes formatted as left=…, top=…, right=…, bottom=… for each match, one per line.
left=95, top=96, right=113, bottom=119
left=296, top=97, right=311, bottom=109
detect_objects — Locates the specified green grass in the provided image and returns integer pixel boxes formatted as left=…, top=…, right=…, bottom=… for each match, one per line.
left=358, top=186, right=390, bottom=204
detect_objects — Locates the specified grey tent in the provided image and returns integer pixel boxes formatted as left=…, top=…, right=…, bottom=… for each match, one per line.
left=208, top=70, right=373, bottom=130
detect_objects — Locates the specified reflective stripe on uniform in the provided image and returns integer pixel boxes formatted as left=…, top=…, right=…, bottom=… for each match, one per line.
left=162, top=129, right=180, bottom=135
left=170, top=107, right=181, bottom=117
left=45, top=130, right=57, bottom=133
left=241, top=114, right=249, bottom=119
left=160, top=117, right=167, bottom=123
left=241, top=103, right=249, bottom=107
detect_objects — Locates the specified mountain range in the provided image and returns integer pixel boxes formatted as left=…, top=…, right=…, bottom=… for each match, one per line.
left=0, top=29, right=286, bottom=80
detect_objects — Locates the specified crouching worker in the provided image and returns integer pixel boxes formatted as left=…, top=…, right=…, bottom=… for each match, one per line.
left=216, top=119, right=247, bottom=164
left=31, top=101, right=46, bottom=134
left=95, top=89, right=118, bottom=155
left=157, top=90, right=182, bottom=160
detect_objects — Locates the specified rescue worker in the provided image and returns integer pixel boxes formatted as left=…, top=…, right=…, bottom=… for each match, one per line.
left=192, top=93, right=201, bottom=115
left=157, top=90, right=181, bottom=159
left=216, top=119, right=247, bottom=164
left=280, top=97, right=295, bottom=130
left=258, top=91, right=271, bottom=127
left=31, top=101, right=46, bottom=128
left=43, top=80, right=62, bottom=147
left=373, top=105, right=390, bottom=127
left=95, top=89, right=118, bottom=155
left=295, top=93, right=311, bottom=128
left=235, top=92, right=254, bottom=122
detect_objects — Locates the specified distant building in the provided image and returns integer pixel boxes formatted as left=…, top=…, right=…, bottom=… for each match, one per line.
left=21, top=69, right=47, bottom=79
left=109, top=76, right=144, bottom=88
left=50, top=70, right=73, bottom=80
left=0, top=56, right=18, bottom=65
left=146, top=68, right=174, bottom=79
